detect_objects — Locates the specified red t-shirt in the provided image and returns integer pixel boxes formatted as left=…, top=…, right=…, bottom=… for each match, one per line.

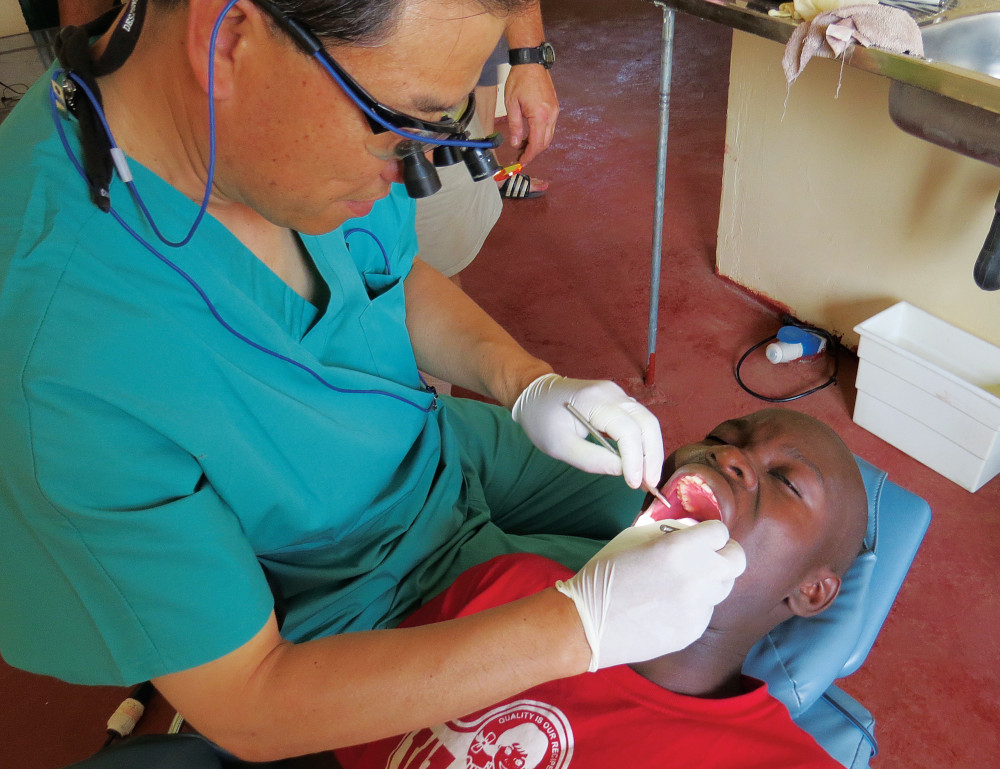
left=335, top=554, right=840, bottom=769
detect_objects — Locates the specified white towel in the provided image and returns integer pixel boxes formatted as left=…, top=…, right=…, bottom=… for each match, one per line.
left=783, top=5, right=924, bottom=85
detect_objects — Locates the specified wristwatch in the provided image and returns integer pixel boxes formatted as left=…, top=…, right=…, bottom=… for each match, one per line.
left=508, top=42, right=556, bottom=69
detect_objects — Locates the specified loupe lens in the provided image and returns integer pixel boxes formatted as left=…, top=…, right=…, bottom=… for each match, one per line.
left=432, top=145, right=464, bottom=167
left=462, top=145, right=500, bottom=182
left=397, top=141, right=442, bottom=198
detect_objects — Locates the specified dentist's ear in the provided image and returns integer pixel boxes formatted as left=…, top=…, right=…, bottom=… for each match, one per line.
left=787, top=568, right=841, bottom=618
left=187, top=0, right=264, bottom=100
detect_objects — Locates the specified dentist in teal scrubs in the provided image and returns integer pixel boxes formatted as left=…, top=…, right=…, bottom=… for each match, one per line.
left=0, top=0, right=745, bottom=760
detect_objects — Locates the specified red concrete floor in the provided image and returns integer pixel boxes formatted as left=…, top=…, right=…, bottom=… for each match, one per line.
left=3, top=2, right=999, bottom=767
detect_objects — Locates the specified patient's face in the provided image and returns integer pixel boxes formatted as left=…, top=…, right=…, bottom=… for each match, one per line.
left=646, top=409, right=865, bottom=621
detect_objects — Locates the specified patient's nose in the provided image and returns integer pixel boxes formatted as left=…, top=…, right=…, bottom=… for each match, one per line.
left=711, top=446, right=759, bottom=492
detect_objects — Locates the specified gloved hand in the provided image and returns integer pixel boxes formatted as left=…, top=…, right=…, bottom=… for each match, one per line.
left=511, top=373, right=663, bottom=490
left=555, top=520, right=747, bottom=671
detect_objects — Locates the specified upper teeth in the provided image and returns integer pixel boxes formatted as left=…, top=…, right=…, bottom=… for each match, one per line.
left=677, top=475, right=718, bottom=513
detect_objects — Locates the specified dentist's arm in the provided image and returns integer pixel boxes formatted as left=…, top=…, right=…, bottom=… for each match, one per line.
left=152, top=523, right=744, bottom=761
left=153, top=588, right=589, bottom=761
left=404, top=258, right=663, bottom=489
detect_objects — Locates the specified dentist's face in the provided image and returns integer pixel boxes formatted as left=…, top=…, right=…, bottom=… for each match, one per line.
left=220, top=0, right=504, bottom=233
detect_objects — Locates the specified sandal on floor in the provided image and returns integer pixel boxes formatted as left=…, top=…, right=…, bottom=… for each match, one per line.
left=498, top=172, right=546, bottom=199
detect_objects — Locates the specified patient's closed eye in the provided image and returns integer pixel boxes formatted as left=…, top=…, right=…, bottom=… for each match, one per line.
left=770, top=468, right=801, bottom=497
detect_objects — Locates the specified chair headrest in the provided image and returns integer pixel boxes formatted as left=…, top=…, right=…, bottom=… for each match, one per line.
left=743, top=456, right=931, bottom=717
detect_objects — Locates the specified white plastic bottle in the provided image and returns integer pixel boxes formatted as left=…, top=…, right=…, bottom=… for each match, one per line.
left=766, top=326, right=827, bottom=363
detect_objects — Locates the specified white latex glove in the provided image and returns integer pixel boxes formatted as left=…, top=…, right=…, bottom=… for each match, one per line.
left=511, top=374, right=664, bottom=490
left=555, top=520, right=747, bottom=671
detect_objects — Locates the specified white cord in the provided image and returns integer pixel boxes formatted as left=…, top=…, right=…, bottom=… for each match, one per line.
left=167, top=712, right=185, bottom=735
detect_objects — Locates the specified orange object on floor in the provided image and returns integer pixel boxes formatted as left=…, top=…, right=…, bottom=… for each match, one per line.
left=493, top=162, right=523, bottom=182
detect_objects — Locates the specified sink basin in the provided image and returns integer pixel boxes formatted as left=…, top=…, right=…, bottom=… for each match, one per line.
left=922, top=11, right=1000, bottom=78
left=889, top=11, right=1000, bottom=166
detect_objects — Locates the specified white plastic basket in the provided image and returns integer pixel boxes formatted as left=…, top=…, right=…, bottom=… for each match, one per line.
left=853, top=302, right=1000, bottom=492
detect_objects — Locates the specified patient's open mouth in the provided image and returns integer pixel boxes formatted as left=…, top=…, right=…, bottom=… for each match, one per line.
left=655, top=473, right=723, bottom=523
left=638, top=472, right=724, bottom=526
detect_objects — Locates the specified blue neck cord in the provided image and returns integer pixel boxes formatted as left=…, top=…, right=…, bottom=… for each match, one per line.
left=47, top=18, right=437, bottom=414
left=49, top=89, right=436, bottom=412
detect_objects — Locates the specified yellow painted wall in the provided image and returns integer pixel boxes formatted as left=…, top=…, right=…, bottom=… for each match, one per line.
left=1, top=3, right=29, bottom=36
left=718, top=31, right=1000, bottom=348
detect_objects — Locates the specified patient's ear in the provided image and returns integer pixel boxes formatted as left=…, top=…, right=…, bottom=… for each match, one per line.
left=787, top=568, right=841, bottom=618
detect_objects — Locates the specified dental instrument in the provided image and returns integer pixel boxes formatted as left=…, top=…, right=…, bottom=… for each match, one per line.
left=563, top=401, right=672, bottom=509
left=658, top=519, right=694, bottom=533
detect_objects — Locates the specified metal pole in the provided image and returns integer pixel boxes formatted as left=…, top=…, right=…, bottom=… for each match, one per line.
left=646, top=4, right=675, bottom=385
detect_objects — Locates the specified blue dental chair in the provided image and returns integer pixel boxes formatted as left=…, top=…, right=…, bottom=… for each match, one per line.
left=64, top=457, right=929, bottom=769
left=743, top=456, right=932, bottom=768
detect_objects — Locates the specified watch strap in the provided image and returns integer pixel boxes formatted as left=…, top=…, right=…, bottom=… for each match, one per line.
left=508, top=42, right=555, bottom=69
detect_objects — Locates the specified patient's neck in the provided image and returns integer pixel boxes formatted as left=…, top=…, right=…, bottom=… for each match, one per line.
left=629, top=627, right=757, bottom=699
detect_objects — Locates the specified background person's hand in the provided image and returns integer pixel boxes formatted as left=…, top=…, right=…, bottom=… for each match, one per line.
left=556, top=521, right=747, bottom=671
left=512, top=374, right=664, bottom=491
left=504, top=64, right=559, bottom=166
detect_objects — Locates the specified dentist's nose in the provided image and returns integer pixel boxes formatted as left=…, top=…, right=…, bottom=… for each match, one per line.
left=710, top=446, right=759, bottom=492
left=381, top=159, right=404, bottom=185
left=365, top=134, right=412, bottom=184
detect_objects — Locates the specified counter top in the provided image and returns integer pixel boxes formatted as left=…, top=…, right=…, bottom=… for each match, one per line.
left=647, top=0, right=1000, bottom=114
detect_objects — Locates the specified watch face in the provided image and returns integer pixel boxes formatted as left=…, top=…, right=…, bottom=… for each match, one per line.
left=540, top=42, right=555, bottom=68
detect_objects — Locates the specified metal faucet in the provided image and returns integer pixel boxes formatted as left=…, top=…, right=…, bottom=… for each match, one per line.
left=974, top=189, right=1000, bottom=290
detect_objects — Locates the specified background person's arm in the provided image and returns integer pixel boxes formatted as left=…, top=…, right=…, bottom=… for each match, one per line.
left=502, top=1, right=559, bottom=166
left=153, top=589, right=589, bottom=761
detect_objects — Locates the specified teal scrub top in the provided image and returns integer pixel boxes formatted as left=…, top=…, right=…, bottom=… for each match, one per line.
left=0, top=73, right=484, bottom=685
